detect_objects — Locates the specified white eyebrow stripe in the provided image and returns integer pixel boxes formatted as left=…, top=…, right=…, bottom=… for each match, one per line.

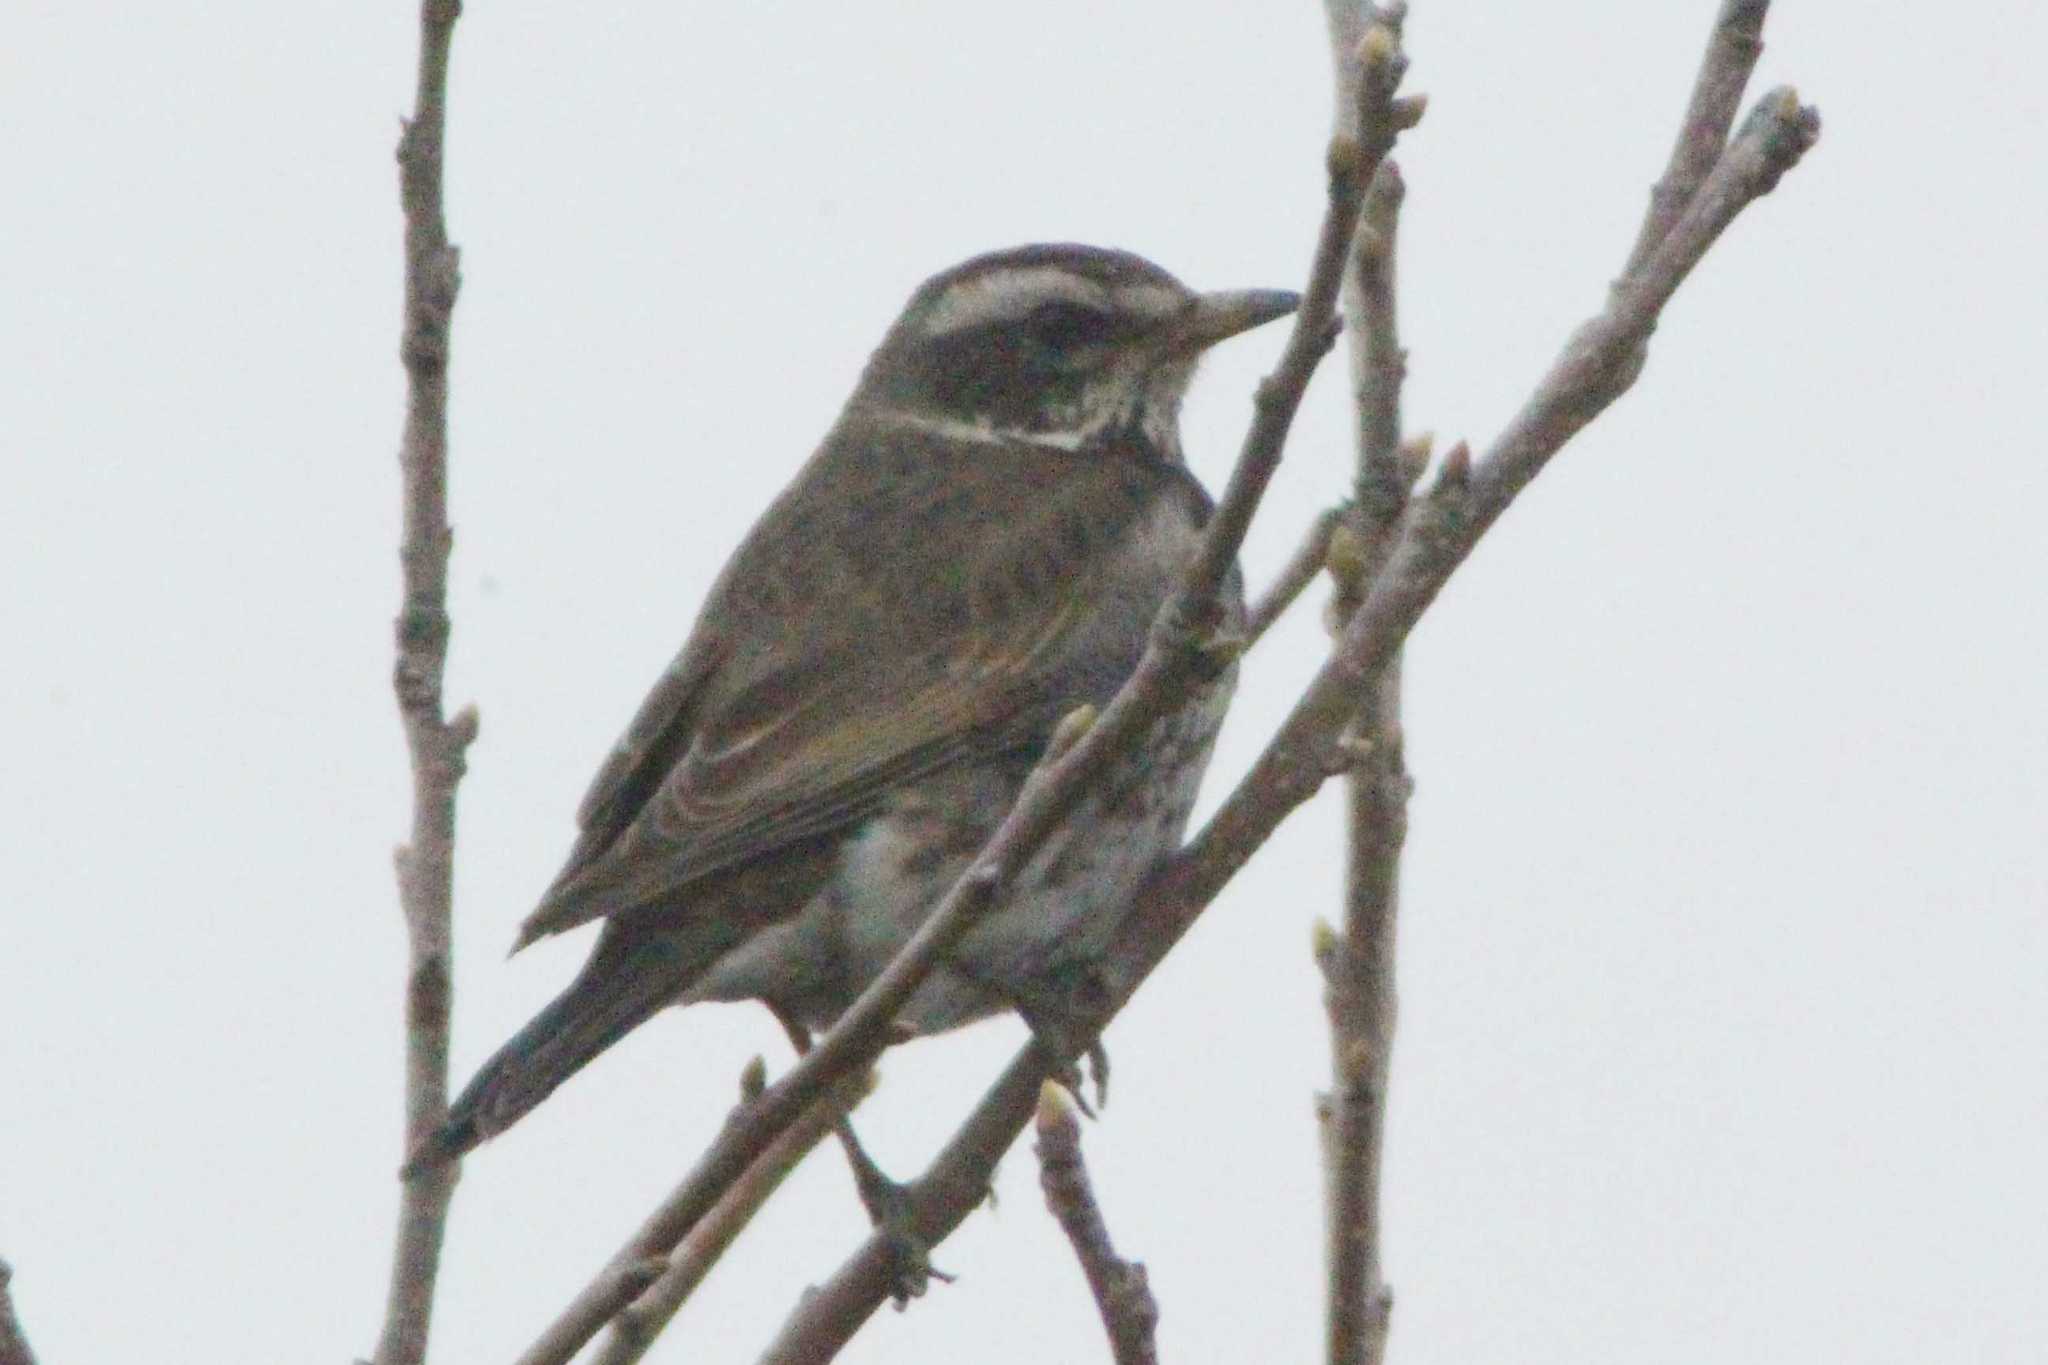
left=1110, top=282, right=1188, bottom=320
left=920, top=267, right=1112, bottom=336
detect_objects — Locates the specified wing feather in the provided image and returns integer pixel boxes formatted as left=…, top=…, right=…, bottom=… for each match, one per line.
left=517, top=418, right=1187, bottom=945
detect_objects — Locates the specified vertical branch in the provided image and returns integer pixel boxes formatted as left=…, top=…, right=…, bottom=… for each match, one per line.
left=1320, top=6, right=1421, bottom=1363
left=0, top=1260, right=38, bottom=1365
left=376, top=2, right=473, bottom=1364
left=1034, top=1083, right=1161, bottom=1365
left=1319, top=153, right=1415, bottom=1365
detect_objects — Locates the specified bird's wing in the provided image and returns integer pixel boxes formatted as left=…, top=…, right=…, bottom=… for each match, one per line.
left=515, top=422, right=1179, bottom=946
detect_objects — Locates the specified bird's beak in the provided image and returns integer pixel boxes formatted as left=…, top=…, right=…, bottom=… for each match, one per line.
left=1167, top=288, right=1301, bottom=354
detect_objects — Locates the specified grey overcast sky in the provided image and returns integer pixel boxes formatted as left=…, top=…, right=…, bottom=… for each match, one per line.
left=4, top=2, right=2043, bottom=1362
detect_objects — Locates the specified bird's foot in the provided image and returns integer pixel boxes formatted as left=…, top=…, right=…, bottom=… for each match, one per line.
left=1023, top=1020, right=1108, bottom=1116
left=1014, top=962, right=1115, bottom=1112
left=832, top=1120, right=954, bottom=1304
left=855, top=1169, right=956, bottom=1306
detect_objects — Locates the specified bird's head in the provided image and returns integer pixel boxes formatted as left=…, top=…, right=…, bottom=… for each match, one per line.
left=852, top=244, right=1298, bottom=456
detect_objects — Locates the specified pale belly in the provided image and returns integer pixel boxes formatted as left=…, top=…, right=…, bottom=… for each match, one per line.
left=683, top=679, right=1232, bottom=1035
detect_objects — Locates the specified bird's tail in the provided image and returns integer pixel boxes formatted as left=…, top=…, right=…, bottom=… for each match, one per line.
left=403, top=930, right=716, bottom=1175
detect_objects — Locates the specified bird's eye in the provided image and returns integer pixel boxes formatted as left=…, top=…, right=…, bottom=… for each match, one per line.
left=1023, top=302, right=1114, bottom=351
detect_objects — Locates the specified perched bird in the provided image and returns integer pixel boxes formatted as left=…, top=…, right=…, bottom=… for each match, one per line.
left=412, top=244, right=1296, bottom=1171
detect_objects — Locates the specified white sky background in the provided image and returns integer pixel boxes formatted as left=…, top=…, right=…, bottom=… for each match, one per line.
left=4, top=1, right=2044, bottom=1361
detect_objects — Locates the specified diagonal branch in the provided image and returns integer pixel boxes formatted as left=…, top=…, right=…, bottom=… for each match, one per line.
left=1034, top=1083, right=1160, bottom=1365
left=512, top=1062, right=853, bottom=1365
left=1245, top=504, right=1342, bottom=644
left=758, top=59, right=1819, bottom=1365
left=518, top=26, right=1420, bottom=1365
left=375, top=1, right=473, bottom=1363
left=582, top=1069, right=871, bottom=1365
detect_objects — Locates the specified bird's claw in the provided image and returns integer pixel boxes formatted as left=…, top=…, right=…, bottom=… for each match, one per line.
left=1014, top=963, right=1114, bottom=1112
left=1084, top=1038, right=1111, bottom=1110
left=858, top=1173, right=955, bottom=1306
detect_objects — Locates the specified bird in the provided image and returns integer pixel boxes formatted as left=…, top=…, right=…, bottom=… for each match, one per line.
left=410, top=243, right=1297, bottom=1175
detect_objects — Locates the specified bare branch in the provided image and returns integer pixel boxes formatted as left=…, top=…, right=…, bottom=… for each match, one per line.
left=760, top=58, right=1818, bottom=1365
left=1245, top=505, right=1342, bottom=644
left=1312, top=7, right=1787, bottom=1330
left=373, top=1, right=471, bottom=1362
left=752, top=1050, right=1048, bottom=1363
left=1034, top=1083, right=1160, bottom=1365
left=514, top=1066, right=867, bottom=1365
left=1319, top=700, right=1409, bottom=1365
left=1344, top=164, right=1414, bottom=540
left=586, top=1072, right=870, bottom=1365
left=0, top=1260, right=38, bottom=1365
left=1237, top=87, right=1822, bottom=878
left=1322, top=57, right=1414, bottom=1365
left=1625, top=0, right=1772, bottom=280
left=1176, top=6, right=1412, bottom=625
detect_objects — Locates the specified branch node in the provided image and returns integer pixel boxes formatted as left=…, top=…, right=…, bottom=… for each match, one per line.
left=1045, top=703, right=1100, bottom=764
left=1325, top=135, right=1364, bottom=185
left=1745, top=86, right=1824, bottom=192
left=1312, top=918, right=1343, bottom=977
left=1316, top=313, right=1347, bottom=356
left=446, top=703, right=480, bottom=750
left=1394, top=431, right=1434, bottom=491
left=1328, top=727, right=1378, bottom=774
left=738, top=1055, right=768, bottom=1104
left=1037, top=1077, right=1082, bottom=1137
left=1034, top=1080, right=1160, bottom=1365
left=1151, top=597, right=1247, bottom=679
left=1324, top=520, right=1369, bottom=595
left=1355, top=24, right=1394, bottom=69
left=1434, top=439, right=1471, bottom=491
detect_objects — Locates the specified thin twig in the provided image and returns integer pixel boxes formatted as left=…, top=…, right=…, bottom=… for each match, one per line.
left=0, top=1260, right=38, bottom=1365
left=759, top=66, right=1818, bottom=1365
left=1154, top=88, right=1824, bottom=980
left=1624, top=0, right=1772, bottom=280
left=523, top=31, right=1415, bottom=1365
left=1034, top=1082, right=1160, bottom=1365
left=1344, top=164, right=1413, bottom=535
left=1245, top=504, right=1343, bottom=644
left=374, top=0, right=472, bottom=1362
left=586, top=1072, right=871, bottom=1365
left=1174, top=9, right=1413, bottom=627
left=1321, top=63, right=1415, bottom=1365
